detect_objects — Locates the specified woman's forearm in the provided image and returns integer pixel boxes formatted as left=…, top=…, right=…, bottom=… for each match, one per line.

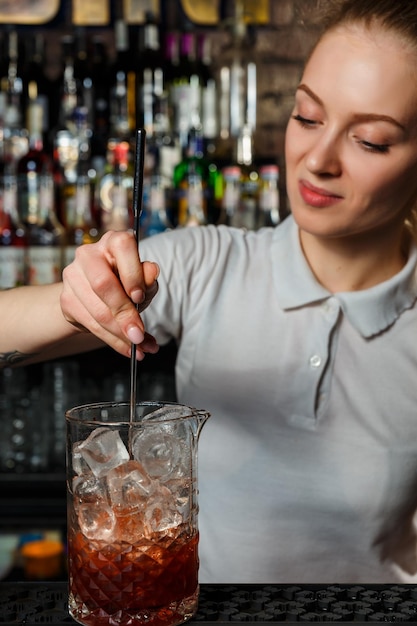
left=0, top=283, right=103, bottom=368
left=0, top=232, right=160, bottom=368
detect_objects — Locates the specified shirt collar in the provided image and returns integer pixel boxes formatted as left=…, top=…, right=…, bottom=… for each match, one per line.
left=272, top=215, right=417, bottom=338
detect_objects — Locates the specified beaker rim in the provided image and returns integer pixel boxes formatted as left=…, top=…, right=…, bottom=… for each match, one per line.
left=65, top=400, right=210, bottom=427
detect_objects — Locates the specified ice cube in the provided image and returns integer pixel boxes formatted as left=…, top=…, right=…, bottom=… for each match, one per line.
left=132, top=428, right=184, bottom=480
left=165, top=449, right=191, bottom=482
left=72, top=442, right=90, bottom=476
left=73, top=473, right=108, bottom=509
left=143, top=485, right=183, bottom=535
left=106, top=459, right=154, bottom=514
left=113, top=510, right=145, bottom=544
left=75, top=427, right=129, bottom=478
left=163, top=477, right=192, bottom=517
left=77, top=502, right=116, bottom=541
left=142, top=405, right=192, bottom=423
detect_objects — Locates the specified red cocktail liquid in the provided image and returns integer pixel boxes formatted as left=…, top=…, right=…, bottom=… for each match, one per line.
left=68, top=526, right=199, bottom=626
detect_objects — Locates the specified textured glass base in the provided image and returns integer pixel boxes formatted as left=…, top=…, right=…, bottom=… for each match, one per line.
left=69, top=588, right=198, bottom=626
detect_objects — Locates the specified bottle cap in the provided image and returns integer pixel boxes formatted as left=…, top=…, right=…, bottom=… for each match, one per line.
left=222, top=166, right=241, bottom=180
left=259, top=164, right=279, bottom=179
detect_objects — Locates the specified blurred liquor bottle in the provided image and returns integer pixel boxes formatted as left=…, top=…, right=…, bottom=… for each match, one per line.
left=54, top=36, right=78, bottom=137
left=215, top=0, right=257, bottom=165
left=219, top=165, right=241, bottom=227
left=171, top=31, right=201, bottom=151
left=136, top=12, right=165, bottom=136
left=233, top=124, right=259, bottom=230
left=173, top=125, right=218, bottom=227
left=73, top=27, right=94, bottom=129
left=136, top=12, right=171, bottom=212
left=18, top=100, right=65, bottom=285
left=53, top=128, right=79, bottom=229
left=152, top=32, right=182, bottom=190
left=1, top=29, right=28, bottom=167
left=89, top=36, right=111, bottom=158
left=99, top=139, right=133, bottom=232
left=21, top=34, right=51, bottom=144
left=223, top=0, right=257, bottom=137
left=109, top=17, right=136, bottom=140
left=62, top=107, right=99, bottom=267
left=257, top=164, right=280, bottom=229
left=141, top=172, right=171, bottom=238
left=163, top=30, right=180, bottom=103
left=0, top=130, right=26, bottom=289
left=198, top=34, right=217, bottom=155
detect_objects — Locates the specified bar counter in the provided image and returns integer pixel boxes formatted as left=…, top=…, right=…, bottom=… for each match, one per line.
left=2, top=580, right=417, bottom=625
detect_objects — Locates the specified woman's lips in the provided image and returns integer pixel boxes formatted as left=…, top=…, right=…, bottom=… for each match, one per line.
left=298, top=180, right=343, bottom=208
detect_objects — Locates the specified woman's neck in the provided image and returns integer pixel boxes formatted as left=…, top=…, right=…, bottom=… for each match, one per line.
left=299, top=226, right=409, bottom=293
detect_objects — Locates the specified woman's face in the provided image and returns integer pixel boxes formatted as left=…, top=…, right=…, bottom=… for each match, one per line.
left=285, top=24, right=417, bottom=241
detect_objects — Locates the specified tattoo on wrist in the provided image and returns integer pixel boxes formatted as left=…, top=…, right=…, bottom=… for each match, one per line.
left=0, top=350, right=39, bottom=368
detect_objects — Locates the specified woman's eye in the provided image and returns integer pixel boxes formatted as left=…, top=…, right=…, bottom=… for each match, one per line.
left=291, top=114, right=317, bottom=128
left=360, top=140, right=390, bottom=154
left=363, top=141, right=390, bottom=154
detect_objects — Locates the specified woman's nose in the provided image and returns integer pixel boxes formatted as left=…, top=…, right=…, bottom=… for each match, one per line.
left=305, top=132, right=342, bottom=177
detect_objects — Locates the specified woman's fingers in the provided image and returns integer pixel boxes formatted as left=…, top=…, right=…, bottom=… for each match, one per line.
left=60, top=231, right=159, bottom=357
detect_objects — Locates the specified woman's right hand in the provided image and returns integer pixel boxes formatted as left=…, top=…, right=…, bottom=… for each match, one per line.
left=60, top=230, right=160, bottom=360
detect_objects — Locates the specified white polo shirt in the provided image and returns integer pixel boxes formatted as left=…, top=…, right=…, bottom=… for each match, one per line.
left=140, top=216, right=417, bottom=583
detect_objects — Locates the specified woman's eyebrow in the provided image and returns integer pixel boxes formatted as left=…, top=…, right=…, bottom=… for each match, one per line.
left=296, top=83, right=323, bottom=106
left=297, top=83, right=406, bottom=132
left=351, top=112, right=406, bottom=132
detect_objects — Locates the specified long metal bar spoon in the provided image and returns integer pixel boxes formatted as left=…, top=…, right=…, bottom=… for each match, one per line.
left=129, top=128, right=146, bottom=426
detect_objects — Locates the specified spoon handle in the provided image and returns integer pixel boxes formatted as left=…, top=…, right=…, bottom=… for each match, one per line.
left=130, top=128, right=146, bottom=424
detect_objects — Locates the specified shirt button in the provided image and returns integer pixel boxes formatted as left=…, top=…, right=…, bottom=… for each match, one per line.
left=309, top=355, right=322, bottom=368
